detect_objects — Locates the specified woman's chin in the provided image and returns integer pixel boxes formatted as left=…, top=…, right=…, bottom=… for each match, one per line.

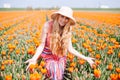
left=59, top=24, right=65, bottom=27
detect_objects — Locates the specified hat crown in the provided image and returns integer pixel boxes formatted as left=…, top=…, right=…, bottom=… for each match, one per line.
left=58, top=6, right=73, bottom=17
left=51, top=6, right=76, bottom=25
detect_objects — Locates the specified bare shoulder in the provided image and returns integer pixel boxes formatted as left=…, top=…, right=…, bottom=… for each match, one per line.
left=42, top=21, right=51, bottom=33
left=43, top=20, right=53, bottom=33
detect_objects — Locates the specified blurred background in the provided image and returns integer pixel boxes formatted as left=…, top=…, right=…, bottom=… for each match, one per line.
left=0, top=0, right=120, bottom=10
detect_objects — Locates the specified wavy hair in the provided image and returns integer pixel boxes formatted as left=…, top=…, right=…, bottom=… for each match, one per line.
left=50, top=15, right=72, bottom=57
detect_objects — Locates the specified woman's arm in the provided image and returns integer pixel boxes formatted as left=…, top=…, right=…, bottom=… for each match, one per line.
left=68, top=37, right=94, bottom=67
left=25, top=22, right=49, bottom=70
left=31, top=22, right=49, bottom=61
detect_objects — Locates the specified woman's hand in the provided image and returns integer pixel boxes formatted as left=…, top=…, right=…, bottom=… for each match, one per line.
left=25, top=59, right=37, bottom=71
left=86, top=57, right=95, bottom=67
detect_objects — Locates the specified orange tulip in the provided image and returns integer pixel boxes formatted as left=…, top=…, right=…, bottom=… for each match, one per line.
left=92, top=64, right=97, bottom=69
left=70, top=62, right=76, bottom=67
left=95, top=60, right=101, bottom=66
left=22, top=75, right=26, bottom=80
left=95, top=54, right=101, bottom=59
left=30, top=74, right=36, bottom=80
left=16, top=49, right=20, bottom=54
left=107, top=50, right=113, bottom=55
left=40, top=61, right=46, bottom=67
left=94, top=69, right=101, bottom=78
left=29, top=64, right=37, bottom=73
left=72, top=38, right=77, bottom=43
left=67, top=53, right=74, bottom=61
left=88, top=47, right=93, bottom=52
left=40, top=68, right=47, bottom=74
left=30, top=72, right=41, bottom=80
left=5, top=75, right=12, bottom=80
left=1, top=65, right=5, bottom=71
left=107, top=63, right=113, bottom=70
left=14, top=40, right=19, bottom=45
left=3, top=60, right=8, bottom=65
left=110, top=74, right=118, bottom=80
left=8, top=60, right=14, bottom=64
left=27, top=47, right=35, bottom=55
left=118, top=74, right=120, bottom=79
left=35, top=73, right=41, bottom=80
left=1, top=50, right=6, bottom=56
left=38, top=65, right=42, bottom=71
left=116, top=68, right=120, bottom=73
left=68, top=67, right=74, bottom=73
left=118, top=52, right=120, bottom=58
left=79, top=59, right=86, bottom=65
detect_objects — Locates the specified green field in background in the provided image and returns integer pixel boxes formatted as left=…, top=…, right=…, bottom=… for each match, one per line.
left=0, top=8, right=120, bottom=11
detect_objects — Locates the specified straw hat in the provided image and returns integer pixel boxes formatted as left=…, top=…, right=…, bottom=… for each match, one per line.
left=51, top=6, right=76, bottom=25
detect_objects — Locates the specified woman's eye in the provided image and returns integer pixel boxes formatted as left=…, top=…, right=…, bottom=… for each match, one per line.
left=60, top=15, right=69, bottom=20
left=65, top=17, right=69, bottom=20
left=61, top=15, right=64, bottom=18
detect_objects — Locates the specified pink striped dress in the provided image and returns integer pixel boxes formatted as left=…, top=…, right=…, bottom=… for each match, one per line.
left=41, top=21, right=66, bottom=80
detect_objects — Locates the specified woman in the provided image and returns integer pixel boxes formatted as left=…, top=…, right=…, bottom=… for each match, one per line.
left=25, top=6, right=94, bottom=80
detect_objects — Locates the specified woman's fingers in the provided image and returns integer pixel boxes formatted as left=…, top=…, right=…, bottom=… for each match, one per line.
left=24, top=59, right=33, bottom=63
left=26, top=64, right=29, bottom=71
left=88, top=57, right=95, bottom=61
left=87, top=57, right=95, bottom=67
left=91, top=57, right=95, bottom=60
left=24, top=59, right=32, bottom=71
left=25, top=60, right=37, bottom=71
left=90, top=62, right=93, bottom=67
left=25, top=59, right=31, bottom=71
left=26, top=63, right=31, bottom=71
left=24, top=59, right=30, bottom=63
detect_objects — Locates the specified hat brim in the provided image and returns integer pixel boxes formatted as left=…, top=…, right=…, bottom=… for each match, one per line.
left=51, top=12, right=76, bottom=25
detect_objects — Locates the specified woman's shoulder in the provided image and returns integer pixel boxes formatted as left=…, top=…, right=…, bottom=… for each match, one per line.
left=43, top=20, right=53, bottom=33
left=44, top=20, right=53, bottom=28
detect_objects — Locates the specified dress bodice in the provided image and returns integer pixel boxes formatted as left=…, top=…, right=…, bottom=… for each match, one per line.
left=42, top=21, right=53, bottom=55
left=45, top=21, right=53, bottom=47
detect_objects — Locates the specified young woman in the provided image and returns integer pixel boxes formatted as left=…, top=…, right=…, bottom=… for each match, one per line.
left=25, top=6, right=94, bottom=80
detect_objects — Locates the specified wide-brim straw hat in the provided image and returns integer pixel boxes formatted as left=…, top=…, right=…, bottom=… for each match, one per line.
left=51, top=6, right=76, bottom=25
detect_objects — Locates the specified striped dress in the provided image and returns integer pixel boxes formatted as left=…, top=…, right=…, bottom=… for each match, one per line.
left=41, top=21, right=66, bottom=80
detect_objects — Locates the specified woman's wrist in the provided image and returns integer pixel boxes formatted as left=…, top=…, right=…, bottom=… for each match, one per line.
left=31, top=58, right=37, bottom=61
left=84, top=56, right=89, bottom=61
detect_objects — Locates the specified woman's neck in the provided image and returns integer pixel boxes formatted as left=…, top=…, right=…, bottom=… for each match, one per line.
left=59, top=24, right=64, bottom=29
left=59, top=26, right=64, bottom=36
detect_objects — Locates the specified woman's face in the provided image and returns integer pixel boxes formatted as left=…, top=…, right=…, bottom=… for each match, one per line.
left=58, top=14, right=69, bottom=27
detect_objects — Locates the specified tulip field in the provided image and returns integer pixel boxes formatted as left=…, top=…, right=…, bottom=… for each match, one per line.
left=0, top=10, right=120, bottom=80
